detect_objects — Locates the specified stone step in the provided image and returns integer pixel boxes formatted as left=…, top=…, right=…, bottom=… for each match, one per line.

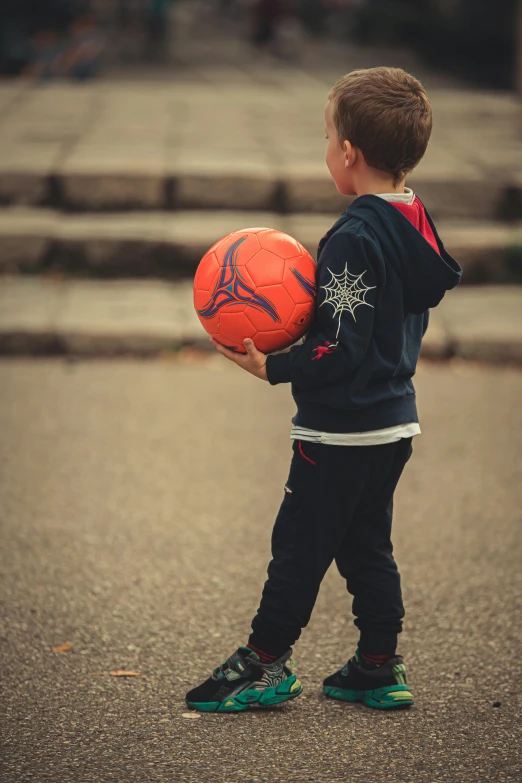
left=0, top=207, right=521, bottom=284
left=1, top=162, right=519, bottom=223
left=0, top=276, right=520, bottom=363
left=1, top=81, right=521, bottom=221
left=3, top=167, right=518, bottom=225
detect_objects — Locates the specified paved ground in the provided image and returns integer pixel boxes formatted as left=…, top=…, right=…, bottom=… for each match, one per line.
left=1, top=358, right=521, bottom=782
left=0, top=277, right=521, bottom=363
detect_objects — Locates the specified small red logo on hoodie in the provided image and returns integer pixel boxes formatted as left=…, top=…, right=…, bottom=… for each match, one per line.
left=312, top=342, right=337, bottom=360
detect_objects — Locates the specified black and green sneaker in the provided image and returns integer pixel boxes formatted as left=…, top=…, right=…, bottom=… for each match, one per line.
left=185, top=646, right=303, bottom=713
left=323, top=649, right=413, bottom=710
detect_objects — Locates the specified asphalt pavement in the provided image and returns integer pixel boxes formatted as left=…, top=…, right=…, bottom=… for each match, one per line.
left=1, top=357, right=521, bottom=782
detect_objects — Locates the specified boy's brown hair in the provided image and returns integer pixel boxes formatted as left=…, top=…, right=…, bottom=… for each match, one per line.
left=329, top=67, right=432, bottom=185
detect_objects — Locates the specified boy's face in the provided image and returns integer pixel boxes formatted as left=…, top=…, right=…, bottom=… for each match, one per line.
left=324, top=100, right=354, bottom=196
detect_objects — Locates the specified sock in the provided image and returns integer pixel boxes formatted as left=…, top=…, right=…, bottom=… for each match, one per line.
left=246, top=643, right=279, bottom=664
left=359, top=651, right=394, bottom=671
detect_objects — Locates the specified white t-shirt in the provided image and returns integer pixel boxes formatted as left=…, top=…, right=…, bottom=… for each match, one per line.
left=290, top=188, right=421, bottom=447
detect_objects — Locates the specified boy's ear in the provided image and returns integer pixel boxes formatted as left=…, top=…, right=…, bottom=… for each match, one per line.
left=343, top=140, right=356, bottom=169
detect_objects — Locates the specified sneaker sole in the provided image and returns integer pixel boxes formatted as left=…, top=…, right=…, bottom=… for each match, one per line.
left=186, top=675, right=303, bottom=713
left=323, top=684, right=413, bottom=710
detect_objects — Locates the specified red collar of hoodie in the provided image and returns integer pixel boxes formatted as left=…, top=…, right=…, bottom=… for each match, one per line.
left=390, top=196, right=440, bottom=255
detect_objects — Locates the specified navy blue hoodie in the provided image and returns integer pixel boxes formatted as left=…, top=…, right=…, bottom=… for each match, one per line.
left=265, top=195, right=462, bottom=433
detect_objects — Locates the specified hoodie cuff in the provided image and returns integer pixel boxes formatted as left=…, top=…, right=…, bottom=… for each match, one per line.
left=266, top=353, right=293, bottom=385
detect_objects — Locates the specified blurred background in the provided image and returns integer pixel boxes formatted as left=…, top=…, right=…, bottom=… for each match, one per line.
left=1, top=4, right=522, bottom=781
left=0, top=1, right=518, bottom=85
left=0, top=0, right=521, bottom=360
left=0, top=1, right=518, bottom=86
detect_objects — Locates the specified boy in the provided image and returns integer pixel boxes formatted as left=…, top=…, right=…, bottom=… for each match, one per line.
left=185, top=67, right=462, bottom=713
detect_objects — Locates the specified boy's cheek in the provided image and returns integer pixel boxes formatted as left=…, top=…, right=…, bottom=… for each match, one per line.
left=325, top=154, right=351, bottom=195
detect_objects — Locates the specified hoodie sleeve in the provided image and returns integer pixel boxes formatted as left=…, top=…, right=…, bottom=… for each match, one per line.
left=266, top=231, right=378, bottom=389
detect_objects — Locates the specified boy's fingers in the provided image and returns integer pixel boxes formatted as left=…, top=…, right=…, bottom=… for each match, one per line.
left=243, top=338, right=257, bottom=357
left=210, top=339, right=234, bottom=360
left=210, top=338, right=245, bottom=363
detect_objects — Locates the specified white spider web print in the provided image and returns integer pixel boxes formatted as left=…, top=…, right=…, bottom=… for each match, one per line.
left=320, top=264, right=376, bottom=338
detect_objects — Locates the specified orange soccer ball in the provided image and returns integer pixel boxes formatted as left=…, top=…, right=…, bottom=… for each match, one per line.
left=193, top=227, right=317, bottom=354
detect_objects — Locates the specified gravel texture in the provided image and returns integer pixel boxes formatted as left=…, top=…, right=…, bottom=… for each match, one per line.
left=0, top=358, right=521, bottom=782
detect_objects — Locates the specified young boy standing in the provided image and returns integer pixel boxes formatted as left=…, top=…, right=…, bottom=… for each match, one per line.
left=186, top=67, right=462, bottom=713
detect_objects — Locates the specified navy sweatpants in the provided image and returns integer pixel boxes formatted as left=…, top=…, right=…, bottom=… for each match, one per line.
left=249, top=437, right=413, bottom=656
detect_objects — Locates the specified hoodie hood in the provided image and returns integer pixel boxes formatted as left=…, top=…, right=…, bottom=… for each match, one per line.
left=343, top=195, right=462, bottom=314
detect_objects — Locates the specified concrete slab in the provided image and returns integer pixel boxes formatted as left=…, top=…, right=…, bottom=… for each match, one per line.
left=0, top=276, right=62, bottom=330
left=441, top=223, right=522, bottom=282
left=441, top=285, right=522, bottom=362
left=164, top=211, right=289, bottom=263
left=56, top=279, right=199, bottom=355
left=286, top=213, right=337, bottom=257
left=409, top=177, right=506, bottom=222
left=59, top=174, right=165, bottom=211
left=0, top=208, right=521, bottom=282
left=0, top=82, right=29, bottom=114
left=1, top=275, right=520, bottom=363
left=172, top=154, right=279, bottom=211
left=282, top=164, right=348, bottom=214
left=0, top=143, right=63, bottom=206
left=0, top=277, right=63, bottom=353
left=0, top=173, right=51, bottom=208
left=0, top=208, right=57, bottom=271
left=0, top=80, right=520, bottom=217
left=54, top=213, right=171, bottom=276
left=59, top=146, right=166, bottom=209
left=417, top=306, right=450, bottom=359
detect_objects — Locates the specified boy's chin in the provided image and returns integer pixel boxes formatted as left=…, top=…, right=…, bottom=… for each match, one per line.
left=335, top=183, right=356, bottom=197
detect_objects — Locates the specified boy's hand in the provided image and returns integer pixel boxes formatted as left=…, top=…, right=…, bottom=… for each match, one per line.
left=210, top=338, right=268, bottom=381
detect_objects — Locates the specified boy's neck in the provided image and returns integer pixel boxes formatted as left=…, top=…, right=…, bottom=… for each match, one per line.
left=354, top=171, right=406, bottom=197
